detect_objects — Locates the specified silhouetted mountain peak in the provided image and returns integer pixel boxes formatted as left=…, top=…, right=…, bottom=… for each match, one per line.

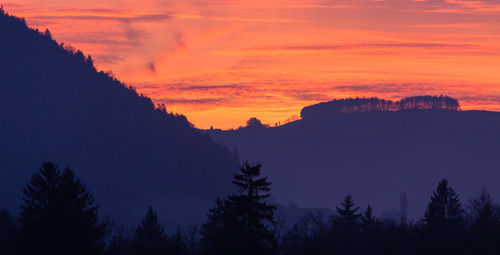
left=0, top=9, right=239, bottom=226
left=301, top=95, right=460, bottom=119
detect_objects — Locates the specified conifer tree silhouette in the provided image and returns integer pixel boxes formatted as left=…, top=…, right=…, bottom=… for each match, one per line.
left=467, top=189, right=500, bottom=254
left=18, top=162, right=106, bottom=255
left=228, top=161, right=276, bottom=255
left=200, top=162, right=276, bottom=255
left=107, top=226, right=132, bottom=255
left=336, top=194, right=361, bottom=226
left=468, top=189, right=499, bottom=232
left=361, top=204, right=375, bottom=227
left=421, top=179, right=464, bottom=254
left=199, top=198, right=235, bottom=255
left=132, top=206, right=168, bottom=255
left=167, top=229, right=188, bottom=255
left=423, top=179, right=463, bottom=231
left=332, top=195, right=362, bottom=254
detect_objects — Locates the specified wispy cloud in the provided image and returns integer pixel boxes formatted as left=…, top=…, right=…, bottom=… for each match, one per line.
left=156, top=97, right=232, bottom=106
left=173, top=13, right=303, bottom=23
left=29, top=12, right=173, bottom=22
left=175, top=84, right=249, bottom=91
left=245, top=42, right=475, bottom=51
left=7, top=0, right=500, bottom=128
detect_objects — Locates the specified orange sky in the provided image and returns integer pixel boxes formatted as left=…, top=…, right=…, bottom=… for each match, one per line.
left=4, top=0, right=500, bottom=129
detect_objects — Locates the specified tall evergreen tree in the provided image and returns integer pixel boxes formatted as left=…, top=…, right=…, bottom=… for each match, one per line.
left=107, top=226, right=132, bottom=255
left=167, top=229, right=188, bottom=255
left=228, top=161, right=276, bottom=255
left=200, top=162, right=276, bottom=255
left=361, top=205, right=375, bottom=225
left=132, top=206, right=168, bottom=255
left=333, top=195, right=362, bottom=254
left=199, top=198, right=235, bottom=255
left=336, top=194, right=361, bottom=226
left=467, top=189, right=500, bottom=254
left=422, top=179, right=464, bottom=231
left=18, top=162, right=106, bottom=255
left=468, top=189, right=499, bottom=232
left=421, top=179, right=464, bottom=254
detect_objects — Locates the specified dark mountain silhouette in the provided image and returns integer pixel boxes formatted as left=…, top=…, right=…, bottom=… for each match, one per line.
left=208, top=96, right=500, bottom=219
left=0, top=9, right=239, bottom=226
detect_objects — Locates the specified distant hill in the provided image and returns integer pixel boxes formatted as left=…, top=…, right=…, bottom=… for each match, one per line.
left=0, top=9, right=240, bottom=227
left=208, top=97, right=500, bottom=220
left=301, top=96, right=460, bottom=119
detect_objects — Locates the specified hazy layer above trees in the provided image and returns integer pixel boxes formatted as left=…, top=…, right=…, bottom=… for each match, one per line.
left=0, top=10, right=239, bottom=227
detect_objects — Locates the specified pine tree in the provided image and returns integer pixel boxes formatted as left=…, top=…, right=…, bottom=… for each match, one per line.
left=107, top=226, right=132, bottom=255
left=333, top=195, right=362, bottom=254
left=359, top=205, right=381, bottom=255
left=167, top=229, right=188, bottom=255
left=336, top=194, right=361, bottom=226
left=200, top=199, right=230, bottom=255
left=422, top=179, right=464, bottom=232
left=18, top=162, right=106, bottom=255
left=421, top=179, right=464, bottom=254
left=132, top=206, right=168, bottom=255
left=361, top=205, right=375, bottom=225
left=467, top=189, right=500, bottom=254
left=199, top=198, right=238, bottom=255
left=200, top=162, right=276, bottom=255
left=228, top=161, right=276, bottom=255
left=468, top=189, right=499, bottom=232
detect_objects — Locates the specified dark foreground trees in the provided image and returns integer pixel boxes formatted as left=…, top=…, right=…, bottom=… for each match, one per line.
left=467, top=189, right=500, bottom=254
left=0, top=209, right=17, bottom=255
left=3, top=161, right=500, bottom=255
left=279, top=179, right=500, bottom=255
left=107, top=206, right=189, bottom=255
left=18, top=162, right=107, bottom=255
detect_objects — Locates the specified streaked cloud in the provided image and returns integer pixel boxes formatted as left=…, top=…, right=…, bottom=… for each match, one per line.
left=157, top=97, right=231, bottom=105
left=29, top=12, right=173, bottom=22
left=5, top=0, right=500, bottom=128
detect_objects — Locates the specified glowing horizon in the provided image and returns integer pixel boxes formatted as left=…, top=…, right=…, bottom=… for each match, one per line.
left=5, top=0, right=500, bottom=129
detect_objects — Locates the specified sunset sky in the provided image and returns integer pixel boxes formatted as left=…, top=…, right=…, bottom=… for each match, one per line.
left=5, top=0, right=500, bottom=129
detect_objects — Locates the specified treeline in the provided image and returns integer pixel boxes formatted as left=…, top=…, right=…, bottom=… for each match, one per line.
left=1, top=162, right=500, bottom=255
left=301, top=95, right=460, bottom=119
left=0, top=7, right=190, bottom=126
